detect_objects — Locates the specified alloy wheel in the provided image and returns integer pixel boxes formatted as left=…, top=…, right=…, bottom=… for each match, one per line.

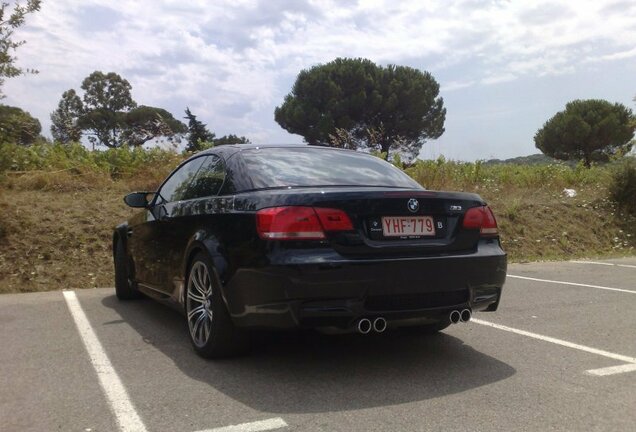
left=186, top=261, right=214, bottom=347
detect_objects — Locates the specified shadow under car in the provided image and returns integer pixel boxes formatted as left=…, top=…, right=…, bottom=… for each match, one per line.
left=102, top=295, right=516, bottom=414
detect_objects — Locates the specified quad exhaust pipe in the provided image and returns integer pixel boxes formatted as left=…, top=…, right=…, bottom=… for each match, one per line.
left=460, top=308, right=472, bottom=323
left=450, top=308, right=472, bottom=324
left=357, top=318, right=372, bottom=334
left=373, top=317, right=387, bottom=333
left=450, top=310, right=461, bottom=324
left=356, top=310, right=471, bottom=334
left=356, top=317, right=387, bottom=334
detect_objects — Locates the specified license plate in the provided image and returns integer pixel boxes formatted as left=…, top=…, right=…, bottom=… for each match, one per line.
left=381, top=216, right=436, bottom=237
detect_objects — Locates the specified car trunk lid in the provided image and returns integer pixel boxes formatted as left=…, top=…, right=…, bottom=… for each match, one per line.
left=238, top=187, right=488, bottom=257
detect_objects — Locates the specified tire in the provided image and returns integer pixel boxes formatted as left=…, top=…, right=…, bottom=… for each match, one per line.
left=185, top=252, right=249, bottom=358
left=114, top=239, right=140, bottom=300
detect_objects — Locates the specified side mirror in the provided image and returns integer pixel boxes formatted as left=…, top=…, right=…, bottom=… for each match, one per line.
left=124, top=192, right=154, bottom=208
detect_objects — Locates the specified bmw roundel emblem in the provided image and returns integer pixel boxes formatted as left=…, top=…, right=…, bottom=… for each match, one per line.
left=407, top=198, right=419, bottom=213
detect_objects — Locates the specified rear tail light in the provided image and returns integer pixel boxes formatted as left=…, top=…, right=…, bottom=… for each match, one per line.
left=314, top=208, right=353, bottom=231
left=462, top=205, right=499, bottom=237
left=256, top=206, right=353, bottom=240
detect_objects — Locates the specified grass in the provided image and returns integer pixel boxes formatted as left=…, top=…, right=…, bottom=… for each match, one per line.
left=0, top=188, right=133, bottom=292
left=0, top=144, right=634, bottom=293
left=405, top=158, right=635, bottom=262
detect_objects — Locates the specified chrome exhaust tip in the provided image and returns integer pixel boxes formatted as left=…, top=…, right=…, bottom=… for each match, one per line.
left=373, top=317, right=387, bottom=333
left=449, top=310, right=461, bottom=324
left=357, top=318, right=372, bottom=334
left=460, top=309, right=472, bottom=323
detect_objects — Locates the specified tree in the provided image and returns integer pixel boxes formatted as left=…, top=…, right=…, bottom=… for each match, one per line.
left=50, top=89, right=83, bottom=143
left=535, top=99, right=635, bottom=167
left=213, top=134, right=250, bottom=146
left=122, top=106, right=187, bottom=147
left=51, top=71, right=186, bottom=148
left=0, top=104, right=41, bottom=145
left=0, top=0, right=41, bottom=98
left=78, top=71, right=137, bottom=148
left=274, top=57, right=446, bottom=161
left=184, top=107, right=214, bottom=152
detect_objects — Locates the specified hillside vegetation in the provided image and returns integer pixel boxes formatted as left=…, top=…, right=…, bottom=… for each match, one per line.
left=0, top=143, right=634, bottom=294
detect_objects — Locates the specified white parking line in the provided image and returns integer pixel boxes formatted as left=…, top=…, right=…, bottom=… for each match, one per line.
left=570, top=260, right=636, bottom=269
left=472, top=319, right=636, bottom=376
left=64, top=290, right=288, bottom=432
left=194, top=418, right=288, bottom=432
left=586, top=363, right=636, bottom=376
left=63, top=290, right=148, bottom=432
left=507, top=274, right=636, bottom=294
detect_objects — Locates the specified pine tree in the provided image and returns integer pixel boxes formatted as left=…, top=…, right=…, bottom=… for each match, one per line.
left=184, top=107, right=215, bottom=152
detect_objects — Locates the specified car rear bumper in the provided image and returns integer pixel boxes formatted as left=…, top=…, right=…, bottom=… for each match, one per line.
left=223, top=240, right=506, bottom=330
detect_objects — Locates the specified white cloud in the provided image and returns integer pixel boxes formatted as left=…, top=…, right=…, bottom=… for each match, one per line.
left=3, top=0, right=636, bottom=152
left=586, top=46, right=636, bottom=63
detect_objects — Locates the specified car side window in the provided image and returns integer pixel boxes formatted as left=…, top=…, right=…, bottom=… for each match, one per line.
left=185, top=155, right=226, bottom=199
left=156, top=157, right=206, bottom=204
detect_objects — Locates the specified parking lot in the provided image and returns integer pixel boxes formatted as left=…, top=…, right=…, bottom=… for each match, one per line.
left=1, top=257, right=635, bottom=432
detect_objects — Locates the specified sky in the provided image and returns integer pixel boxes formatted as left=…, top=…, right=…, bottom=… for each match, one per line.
left=5, top=0, right=636, bottom=161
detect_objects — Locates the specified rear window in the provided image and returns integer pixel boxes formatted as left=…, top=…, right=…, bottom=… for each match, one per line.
left=232, top=147, right=421, bottom=191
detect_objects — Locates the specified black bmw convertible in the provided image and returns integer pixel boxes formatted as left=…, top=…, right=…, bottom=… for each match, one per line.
left=114, top=145, right=507, bottom=358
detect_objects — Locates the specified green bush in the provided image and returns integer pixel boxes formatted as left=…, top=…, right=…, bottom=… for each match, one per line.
left=609, top=159, right=636, bottom=215
left=0, top=142, right=182, bottom=178
left=404, top=157, right=608, bottom=192
left=92, top=145, right=182, bottom=178
left=0, top=105, right=43, bottom=146
left=0, top=141, right=625, bottom=198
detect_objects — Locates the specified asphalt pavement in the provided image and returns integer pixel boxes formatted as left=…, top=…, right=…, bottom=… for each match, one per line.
left=1, top=257, right=635, bottom=432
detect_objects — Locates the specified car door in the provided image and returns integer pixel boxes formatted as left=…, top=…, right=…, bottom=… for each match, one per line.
left=129, top=156, right=206, bottom=291
left=156, top=154, right=228, bottom=293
